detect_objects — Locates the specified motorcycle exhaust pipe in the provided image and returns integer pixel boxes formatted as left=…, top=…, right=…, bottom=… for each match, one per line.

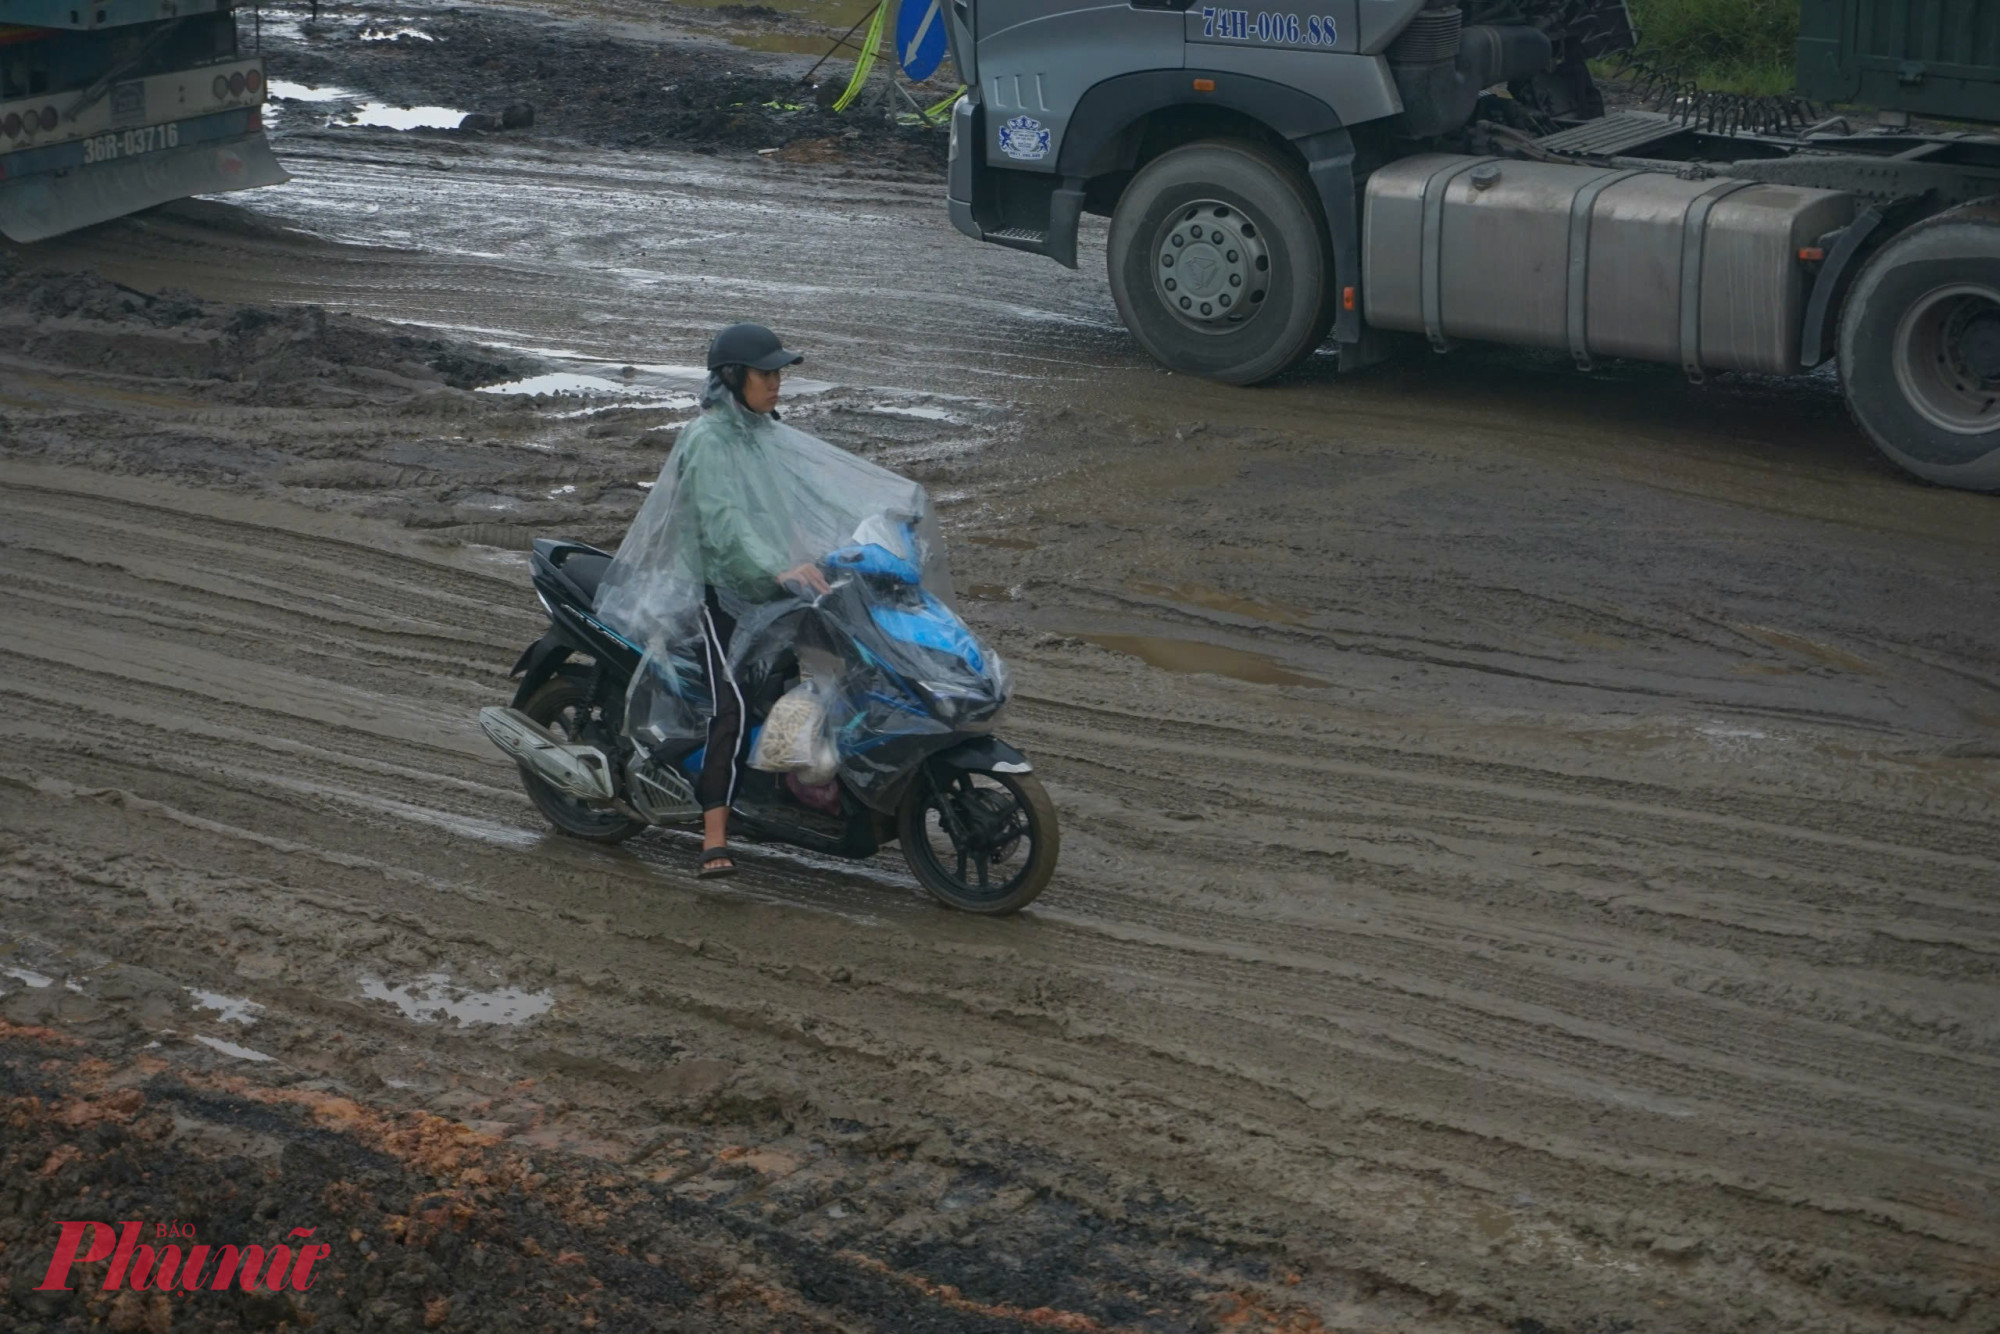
left=478, top=706, right=617, bottom=802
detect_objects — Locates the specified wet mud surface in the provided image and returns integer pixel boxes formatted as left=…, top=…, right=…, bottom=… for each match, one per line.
left=259, top=0, right=952, bottom=168
left=4, top=3, right=2000, bottom=1331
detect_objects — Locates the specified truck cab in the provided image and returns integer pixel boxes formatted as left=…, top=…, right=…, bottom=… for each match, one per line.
left=945, top=0, right=1624, bottom=381
left=941, top=0, right=2000, bottom=493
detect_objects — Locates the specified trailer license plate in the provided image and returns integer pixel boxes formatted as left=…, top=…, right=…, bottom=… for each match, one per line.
left=81, top=122, right=183, bottom=165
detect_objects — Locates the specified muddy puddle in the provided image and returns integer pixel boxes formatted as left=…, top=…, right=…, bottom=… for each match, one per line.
left=188, top=987, right=265, bottom=1025
left=345, top=101, right=475, bottom=131
left=266, top=76, right=473, bottom=131
left=191, top=1033, right=279, bottom=1062
left=360, top=972, right=556, bottom=1026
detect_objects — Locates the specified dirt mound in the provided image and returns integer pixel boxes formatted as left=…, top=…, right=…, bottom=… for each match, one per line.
left=0, top=1020, right=781, bottom=1334
left=0, top=263, right=988, bottom=543
left=267, top=4, right=951, bottom=171
left=0, top=267, right=524, bottom=398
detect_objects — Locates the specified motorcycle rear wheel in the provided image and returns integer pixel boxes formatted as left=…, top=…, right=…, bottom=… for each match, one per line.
left=517, top=674, right=646, bottom=845
left=897, top=766, right=1058, bottom=915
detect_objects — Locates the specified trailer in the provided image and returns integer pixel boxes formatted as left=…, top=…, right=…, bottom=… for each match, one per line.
left=942, top=0, right=2000, bottom=491
left=0, top=0, right=285, bottom=243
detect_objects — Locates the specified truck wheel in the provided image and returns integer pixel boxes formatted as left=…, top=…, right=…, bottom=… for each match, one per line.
left=1107, top=139, right=1334, bottom=385
left=1838, top=201, right=2000, bottom=492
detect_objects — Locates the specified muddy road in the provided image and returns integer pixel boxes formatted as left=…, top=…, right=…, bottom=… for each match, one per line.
left=5, top=4, right=2000, bottom=1332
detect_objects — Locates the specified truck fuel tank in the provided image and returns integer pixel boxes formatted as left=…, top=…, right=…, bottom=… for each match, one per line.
left=1362, top=154, right=1855, bottom=375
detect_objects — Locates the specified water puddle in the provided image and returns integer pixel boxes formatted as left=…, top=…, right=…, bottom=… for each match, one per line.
left=267, top=81, right=469, bottom=132
left=194, top=1034, right=276, bottom=1063
left=478, top=357, right=833, bottom=428
left=3, top=966, right=54, bottom=989
left=267, top=79, right=359, bottom=103
left=1081, top=633, right=1328, bottom=688
left=187, top=987, right=264, bottom=1026
left=360, top=26, right=434, bottom=41
left=263, top=79, right=358, bottom=129
left=868, top=402, right=960, bottom=423
left=360, top=972, right=554, bottom=1027
left=478, top=353, right=834, bottom=404
left=480, top=371, right=633, bottom=397
left=344, top=102, right=474, bottom=131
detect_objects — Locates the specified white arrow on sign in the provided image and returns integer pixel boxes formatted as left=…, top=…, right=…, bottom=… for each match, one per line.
left=903, top=0, right=942, bottom=68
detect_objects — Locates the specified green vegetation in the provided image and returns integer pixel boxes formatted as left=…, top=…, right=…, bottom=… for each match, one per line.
left=1619, top=0, right=1802, bottom=94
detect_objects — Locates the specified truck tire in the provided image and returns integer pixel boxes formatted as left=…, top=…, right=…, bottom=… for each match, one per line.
left=1837, top=201, right=2000, bottom=493
left=1107, top=139, right=1334, bottom=385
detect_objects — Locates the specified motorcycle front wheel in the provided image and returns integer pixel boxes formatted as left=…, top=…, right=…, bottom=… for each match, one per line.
left=897, top=765, right=1058, bottom=914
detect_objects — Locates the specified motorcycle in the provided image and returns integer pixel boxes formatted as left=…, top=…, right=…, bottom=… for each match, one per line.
left=479, top=536, right=1059, bottom=914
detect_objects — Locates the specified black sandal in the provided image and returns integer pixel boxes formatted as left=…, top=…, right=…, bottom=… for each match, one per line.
left=698, top=847, right=737, bottom=879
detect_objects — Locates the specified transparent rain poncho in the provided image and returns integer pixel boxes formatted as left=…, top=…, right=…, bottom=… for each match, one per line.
left=595, top=389, right=1010, bottom=805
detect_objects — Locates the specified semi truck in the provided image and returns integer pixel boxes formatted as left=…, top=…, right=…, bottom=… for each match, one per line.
left=0, top=0, right=284, bottom=243
left=941, top=0, right=2000, bottom=492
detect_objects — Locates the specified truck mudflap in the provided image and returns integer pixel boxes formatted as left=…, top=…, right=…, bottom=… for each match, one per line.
left=0, top=133, right=287, bottom=243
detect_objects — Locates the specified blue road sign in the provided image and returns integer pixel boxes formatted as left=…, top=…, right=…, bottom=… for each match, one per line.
left=895, top=0, right=948, bottom=82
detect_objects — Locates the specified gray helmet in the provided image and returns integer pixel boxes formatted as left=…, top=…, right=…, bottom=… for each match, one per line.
left=707, top=322, right=803, bottom=372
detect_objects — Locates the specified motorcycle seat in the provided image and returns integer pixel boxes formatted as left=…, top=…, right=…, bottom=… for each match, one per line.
left=558, top=551, right=612, bottom=607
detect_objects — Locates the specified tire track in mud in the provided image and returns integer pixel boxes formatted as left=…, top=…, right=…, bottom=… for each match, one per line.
left=3, top=467, right=1997, bottom=1333
left=6, top=768, right=1985, bottom=1333
left=1037, top=733, right=2000, bottom=955
left=3, top=482, right=532, bottom=633
left=35, top=623, right=1989, bottom=1154
left=1011, top=695, right=2000, bottom=869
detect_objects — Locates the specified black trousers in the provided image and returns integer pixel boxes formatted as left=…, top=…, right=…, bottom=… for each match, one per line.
left=696, top=590, right=746, bottom=812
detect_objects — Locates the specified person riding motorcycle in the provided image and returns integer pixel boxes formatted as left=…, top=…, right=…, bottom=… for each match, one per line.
left=596, top=322, right=959, bottom=881
left=658, top=323, right=827, bottom=877
left=514, top=325, right=1046, bottom=907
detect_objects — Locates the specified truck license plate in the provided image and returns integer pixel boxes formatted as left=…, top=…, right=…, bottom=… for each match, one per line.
left=81, top=122, right=183, bottom=165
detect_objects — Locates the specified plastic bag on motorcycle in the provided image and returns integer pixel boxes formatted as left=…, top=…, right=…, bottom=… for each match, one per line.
left=593, top=393, right=1011, bottom=804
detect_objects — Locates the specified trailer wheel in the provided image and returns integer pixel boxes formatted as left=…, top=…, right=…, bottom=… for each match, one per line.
left=1838, top=201, right=2000, bottom=492
left=1107, top=139, right=1334, bottom=385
